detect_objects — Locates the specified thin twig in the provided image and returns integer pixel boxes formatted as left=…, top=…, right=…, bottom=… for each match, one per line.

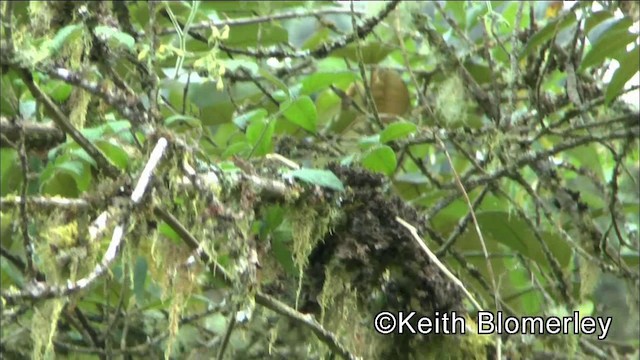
left=254, top=292, right=359, bottom=360
left=17, top=70, right=121, bottom=178
left=160, top=8, right=365, bottom=36
left=1, top=138, right=169, bottom=305
left=396, top=217, right=483, bottom=321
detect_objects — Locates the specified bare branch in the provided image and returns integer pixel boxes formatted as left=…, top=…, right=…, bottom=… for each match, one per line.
left=255, top=292, right=360, bottom=360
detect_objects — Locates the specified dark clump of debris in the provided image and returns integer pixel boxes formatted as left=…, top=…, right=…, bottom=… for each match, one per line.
left=302, top=164, right=465, bottom=353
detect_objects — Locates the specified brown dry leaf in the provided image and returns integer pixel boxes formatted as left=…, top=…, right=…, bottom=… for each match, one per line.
left=370, top=68, right=411, bottom=119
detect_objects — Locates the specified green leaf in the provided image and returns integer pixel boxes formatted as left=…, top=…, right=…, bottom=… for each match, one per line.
left=394, top=172, right=430, bottom=185
left=464, top=61, right=493, bottom=85
left=380, top=121, right=417, bottom=143
left=574, top=300, right=594, bottom=317
left=133, top=256, right=148, bottom=305
left=605, top=47, right=640, bottom=105
left=288, top=168, right=345, bottom=192
left=362, top=145, right=396, bottom=176
left=159, top=222, right=182, bottom=245
left=315, top=90, right=341, bottom=126
left=271, top=226, right=297, bottom=276
left=0, top=150, right=20, bottom=196
left=520, top=13, right=577, bottom=59
left=225, top=23, right=288, bottom=47
left=280, top=96, right=317, bottom=133
left=586, top=16, right=633, bottom=44
left=224, top=60, right=259, bottom=75
left=41, top=172, right=78, bottom=197
left=566, top=145, right=604, bottom=181
left=301, top=27, right=332, bottom=50
left=301, top=71, right=357, bottom=95
left=43, top=80, right=73, bottom=103
left=233, top=109, right=267, bottom=130
left=81, top=126, right=107, bottom=142
left=94, top=25, right=136, bottom=51
left=473, top=211, right=572, bottom=268
left=359, top=134, right=380, bottom=147
left=56, top=160, right=91, bottom=192
left=330, top=42, right=395, bottom=64
left=48, top=24, right=83, bottom=56
left=246, top=116, right=275, bottom=157
left=204, top=313, right=228, bottom=334
left=221, top=141, right=251, bottom=158
left=259, top=67, right=290, bottom=98
left=261, top=206, right=285, bottom=236
left=164, top=114, right=202, bottom=130
left=189, top=82, right=262, bottom=125
left=95, top=140, right=130, bottom=171
left=580, top=28, right=637, bottom=71
left=584, top=11, right=614, bottom=35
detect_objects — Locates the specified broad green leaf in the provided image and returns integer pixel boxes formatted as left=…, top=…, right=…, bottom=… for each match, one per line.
left=41, top=172, right=78, bottom=197
left=133, top=256, right=148, bottom=305
left=260, top=205, right=285, bottom=236
left=220, top=141, right=251, bottom=159
left=0, top=150, right=20, bottom=196
left=200, top=1, right=305, bottom=13
left=159, top=221, right=182, bottom=245
left=622, top=252, right=639, bottom=267
left=584, top=11, right=614, bottom=35
left=164, top=114, right=202, bottom=130
left=259, top=67, right=290, bottom=97
left=271, top=226, right=297, bottom=276
left=464, top=61, right=493, bottom=85
left=505, top=256, right=544, bottom=315
left=362, top=145, right=396, bottom=176
left=301, top=72, right=357, bottom=95
left=380, top=121, right=417, bottom=143
left=18, top=99, right=37, bottom=119
left=575, top=300, right=594, bottom=317
left=280, top=96, right=317, bottom=133
left=445, top=1, right=467, bottom=30
left=225, top=23, right=288, bottom=47
left=288, top=168, right=345, bottom=192
left=580, top=28, right=637, bottom=71
left=81, top=126, right=107, bottom=142
left=94, top=25, right=136, bottom=51
left=212, top=123, right=243, bottom=147
left=233, top=109, right=267, bottom=130
left=330, top=42, right=395, bottom=64
left=586, top=16, right=633, bottom=44
left=315, top=90, right=341, bottom=126
left=325, top=106, right=359, bottom=134
left=301, top=27, right=332, bottom=50
left=190, top=82, right=262, bottom=125
left=204, top=313, right=228, bottom=334
left=566, top=145, right=604, bottom=181
left=472, top=211, right=572, bottom=268
left=520, top=12, right=577, bottom=59
left=48, top=24, right=83, bottom=56
left=246, top=116, right=275, bottom=157
left=359, top=134, right=380, bottom=147
left=96, top=140, right=130, bottom=171
left=56, top=160, right=91, bottom=192
left=1, top=74, right=19, bottom=116
left=42, top=80, right=73, bottom=103
left=605, top=47, right=640, bottom=105
left=224, top=60, right=259, bottom=75
left=394, top=172, right=430, bottom=185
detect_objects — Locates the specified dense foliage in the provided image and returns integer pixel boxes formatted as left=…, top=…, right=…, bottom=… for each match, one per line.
left=0, top=1, right=638, bottom=359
